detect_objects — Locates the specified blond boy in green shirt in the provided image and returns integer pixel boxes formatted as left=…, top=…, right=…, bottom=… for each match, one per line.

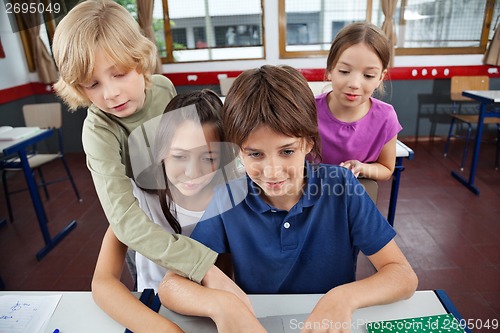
left=51, top=1, right=249, bottom=321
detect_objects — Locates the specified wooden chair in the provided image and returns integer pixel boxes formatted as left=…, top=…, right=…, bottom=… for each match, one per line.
left=219, top=77, right=237, bottom=96
left=1, top=103, right=82, bottom=221
left=307, top=81, right=332, bottom=96
left=443, top=76, right=500, bottom=170
left=358, top=178, right=378, bottom=203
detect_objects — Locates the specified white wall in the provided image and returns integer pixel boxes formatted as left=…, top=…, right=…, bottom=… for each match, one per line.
left=0, top=4, right=39, bottom=90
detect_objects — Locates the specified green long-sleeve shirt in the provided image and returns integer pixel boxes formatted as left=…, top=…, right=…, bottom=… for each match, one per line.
left=82, top=75, right=217, bottom=283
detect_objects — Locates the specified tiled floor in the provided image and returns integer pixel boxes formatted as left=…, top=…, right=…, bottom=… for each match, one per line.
left=0, top=138, right=499, bottom=331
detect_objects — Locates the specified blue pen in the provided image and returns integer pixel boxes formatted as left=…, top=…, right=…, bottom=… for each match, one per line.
left=53, top=329, right=60, bottom=333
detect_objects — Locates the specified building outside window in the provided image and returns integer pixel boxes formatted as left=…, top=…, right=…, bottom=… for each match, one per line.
left=280, top=0, right=499, bottom=58
left=154, top=0, right=264, bottom=63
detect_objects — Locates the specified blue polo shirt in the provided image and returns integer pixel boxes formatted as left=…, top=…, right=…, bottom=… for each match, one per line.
left=191, top=163, right=396, bottom=294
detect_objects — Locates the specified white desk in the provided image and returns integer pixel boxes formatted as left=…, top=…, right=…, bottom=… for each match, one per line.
left=396, top=139, right=413, bottom=159
left=0, top=290, right=469, bottom=333
left=0, top=128, right=52, bottom=156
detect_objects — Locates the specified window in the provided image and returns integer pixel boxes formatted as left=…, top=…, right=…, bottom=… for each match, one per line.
left=279, top=0, right=499, bottom=59
left=214, top=25, right=261, bottom=47
left=172, top=28, right=188, bottom=50
left=279, top=0, right=368, bottom=56
left=193, top=27, right=208, bottom=48
left=115, top=0, right=264, bottom=62
left=7, top=0, right=80, bottom=73
left=287, top=24, right=310, bottom=45
left=392, top=0, right=495, bottom=55
left=154, top=0, right=264, bottom=63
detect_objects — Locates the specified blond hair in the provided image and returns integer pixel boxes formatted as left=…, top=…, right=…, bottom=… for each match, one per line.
left=52, top=0, right=158, bottom=111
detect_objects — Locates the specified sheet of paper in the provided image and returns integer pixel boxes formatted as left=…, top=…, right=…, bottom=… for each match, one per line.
left=0, top=127, right=39, bottom=141
left=0, top=294, right=62, bottom=333
left=0, top=126, right=13, bottom=134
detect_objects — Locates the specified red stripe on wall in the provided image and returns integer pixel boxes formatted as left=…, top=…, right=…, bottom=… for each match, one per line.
left=0, top=82, right=54, bottom=105
left=295, top=67, right=489, bottom=81
left=387, top=65, right=500, bottom=80
left=1, top=66, right=499, bottom=105
left=164, top=65, right=500, bottom=86
left=164, top=70, right=244, bottom=86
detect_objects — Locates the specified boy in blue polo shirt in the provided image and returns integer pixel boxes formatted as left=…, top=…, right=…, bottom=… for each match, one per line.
left=158, top=65, right=417, bottom=332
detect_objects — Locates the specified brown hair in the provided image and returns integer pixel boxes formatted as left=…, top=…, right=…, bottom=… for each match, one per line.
left=154, top=90, right=228, bottom=234
left=52, top=0, right=157, bottom=111
left=222, top=65, right=321, bottom=162
left=326, top=22, right=391, bottom=93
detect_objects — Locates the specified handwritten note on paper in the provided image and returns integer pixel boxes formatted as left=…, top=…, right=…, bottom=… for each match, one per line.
left=0, top=295, right=62, bottom=333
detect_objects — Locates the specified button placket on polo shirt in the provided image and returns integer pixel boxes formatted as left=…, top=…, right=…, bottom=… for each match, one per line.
left=281, top=213, right=298, bottom=250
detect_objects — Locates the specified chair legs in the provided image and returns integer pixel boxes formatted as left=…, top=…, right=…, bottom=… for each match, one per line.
left=460, top=123, right=473, bottom=171
left=2, top=171, right=14, bottom=222
left=444, top=117, right=469, bottom=170
left=496, top=124, right=500, bottom=171
left=37, top=167, right=50, bottom=200
left=60, top=156, right=82, bottom=202
left=445, top=118, right=500, bottom=171
left=1, top=159, right=82, bottom=221
left=443, top=117, right=456, bottom=158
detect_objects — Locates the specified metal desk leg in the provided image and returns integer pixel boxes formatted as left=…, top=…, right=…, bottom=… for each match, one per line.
left=387, top=157, right=404, bottom=227
left=18, top=150, right=77, bottom=260
left=451, top=101, right=486, bottom=195
left=0, top=223, right=5, bottom=294
left=435, top=290, right=473, bottom=333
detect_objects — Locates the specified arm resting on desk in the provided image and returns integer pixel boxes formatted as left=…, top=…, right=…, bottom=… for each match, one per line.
left=158, top=241, right=416, bottom=333
left=159, top=272, right=266, bottom=333
left=303, top=240, right=418, bottom=332
left=92, top=227, right=183, bottom=333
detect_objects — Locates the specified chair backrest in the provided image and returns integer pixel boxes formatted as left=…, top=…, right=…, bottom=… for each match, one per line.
left=219, top=77, right=237, bottom=96
left=450, top=76, right=489, bottom=102
left=358, top=178, right=378, bottom=203
left=22, top=103, right=62, bottom=129
left=307, top=81, right=332, bottom=96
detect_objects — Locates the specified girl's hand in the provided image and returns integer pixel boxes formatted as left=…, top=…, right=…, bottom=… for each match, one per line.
left=301, top=288, right=354, bottom=333
left=339, top=160, right=363, bottom=178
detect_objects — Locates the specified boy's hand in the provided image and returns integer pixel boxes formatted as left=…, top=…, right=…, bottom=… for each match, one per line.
left=301, top=288, right=354, bottom=333
left=201, top=265, right=255, bottom=314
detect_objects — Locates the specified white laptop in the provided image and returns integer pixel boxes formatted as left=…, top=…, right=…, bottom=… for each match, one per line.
left=158, top=306, right=309, bottom=333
